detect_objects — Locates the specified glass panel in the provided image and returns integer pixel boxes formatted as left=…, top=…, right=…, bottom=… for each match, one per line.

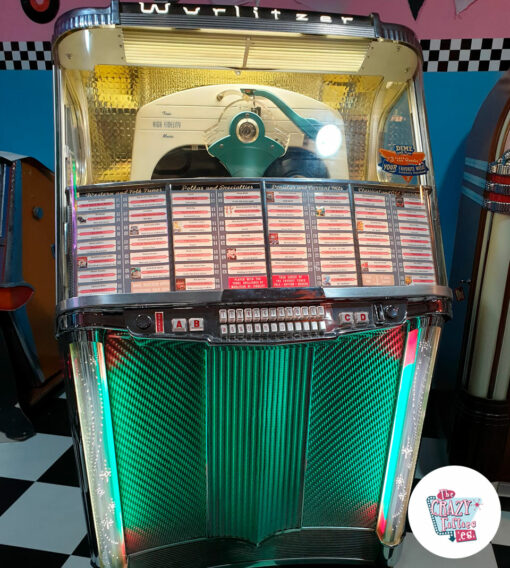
left=55, top=27, right=424, bottom=187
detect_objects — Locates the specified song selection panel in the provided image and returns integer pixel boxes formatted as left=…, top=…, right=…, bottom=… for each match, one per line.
left=75, top=194, right=122, bottom=297
left=395, top=192, right=436, bottom=285
left=74, top=184, right=438, bottom=297
left=354, top=189, right=399, bottom=287
left=265, top=186, right=315, bottom=288
left=170, top=188, right=221, bottom=291
left=123, top=192, right=171, bottom=293
left=217, top=187, right=267, bottom=289
left=310, top=186, right=357, bottom=287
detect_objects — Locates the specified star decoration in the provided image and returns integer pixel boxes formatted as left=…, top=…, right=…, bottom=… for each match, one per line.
left=401, top=445, right=413, bottom=460
left=100, top=468, right=112, bottom=481
left=102, top=518, right=114, bottom=530
left=396, top=474, right=405, bottom=488
left=398, top=490, right=407, bottom=501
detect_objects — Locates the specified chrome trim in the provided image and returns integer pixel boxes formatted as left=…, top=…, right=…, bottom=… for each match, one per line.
left=488, top=149, right=510, bottom=175
left=53, top=2, right=119, bottom=44
left=58, top=285, right=452, bottom=314
left=53, top=1, right=419, bottom=54
left=378, top=22, right=421, bottom=54
left=119, top=12, right=375, bottom=38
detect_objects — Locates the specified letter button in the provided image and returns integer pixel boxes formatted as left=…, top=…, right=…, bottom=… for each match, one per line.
left=354, top=311, right=370, bottom=324
left=339, top=312, right=354, bottom=325
left=189, top=318, right=204, bottom=332
left=171, top=318, right=188, bottom=332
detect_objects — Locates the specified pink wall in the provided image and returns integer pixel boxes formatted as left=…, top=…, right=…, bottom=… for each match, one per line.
left=1, top=0, right=509, bottom=41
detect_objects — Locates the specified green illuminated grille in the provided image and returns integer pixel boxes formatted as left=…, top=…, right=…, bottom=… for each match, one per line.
left=106, top=336, right=207, bottom=552
left=104, top=326, right=406, bottom=556
left=303, top=326, right=404, bottom=527
left=208, top=345, right=311, bottom=543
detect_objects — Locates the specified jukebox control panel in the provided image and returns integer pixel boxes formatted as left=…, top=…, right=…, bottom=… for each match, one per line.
left=125, top=300, right=407, bottom=342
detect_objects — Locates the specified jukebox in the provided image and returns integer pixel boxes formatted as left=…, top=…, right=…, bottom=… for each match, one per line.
left=53, top=4, right=451, bottom=567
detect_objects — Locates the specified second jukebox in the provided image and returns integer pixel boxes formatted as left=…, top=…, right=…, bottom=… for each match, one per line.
left=53, top=4, right=451, bottom=567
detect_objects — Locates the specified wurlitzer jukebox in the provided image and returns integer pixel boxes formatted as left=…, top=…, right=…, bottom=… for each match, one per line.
left=53, top=4, right=451, bottom=567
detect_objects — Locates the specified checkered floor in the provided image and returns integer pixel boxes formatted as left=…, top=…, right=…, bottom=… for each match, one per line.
left=0, top=393, right=509, bottom=568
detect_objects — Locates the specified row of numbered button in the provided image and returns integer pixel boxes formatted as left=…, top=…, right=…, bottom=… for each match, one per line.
left=220, top=320, right=327, bottom=337
left=219, top=306, right=325, bottom=324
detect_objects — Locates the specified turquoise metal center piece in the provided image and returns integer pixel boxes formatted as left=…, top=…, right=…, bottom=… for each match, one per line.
left=208, top=112, right=285, bottom=177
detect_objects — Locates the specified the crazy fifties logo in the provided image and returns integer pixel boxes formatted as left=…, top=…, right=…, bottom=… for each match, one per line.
left=378, top=145, right=429, bottom=182
left=427, top=489, right=482, bottom=544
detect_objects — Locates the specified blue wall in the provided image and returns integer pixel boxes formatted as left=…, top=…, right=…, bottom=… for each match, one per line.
left=423, top=72, right=501, bottom=273
left=0, top=71, right=54, bottom=170
left=0, top=69, right=502, bottom=274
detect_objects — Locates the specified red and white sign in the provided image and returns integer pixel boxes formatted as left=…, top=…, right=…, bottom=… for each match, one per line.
left=224, top=205, right=263, bottom=217
left=174, top=263, right=215, bottom=276
left=155, top=311, right=165, bottom=333
left=77, top=198, right=115, bottom=212
left=77, top=240, right=116, bottom=254
left=128, top=208, right=168, bottom=223
left=318, top=232, right=354, bottom=245
left=172, top=219, right=212, bottom=232
left=130, top=251, right=170, bottom=265
left=172, top=206, right=211, bottom=218
left=171, top=192, right=211, bottom=205
left=320, top=260, right=357, bottom=272
left=227, top=261, right=267, bottom=275
left=267, top=204, right=304, bottom=217
left=129, top=236, right=168, bottom=250
left=173, top=234, right=213, bottom=247
left=128, top=194, right=166, bottom=207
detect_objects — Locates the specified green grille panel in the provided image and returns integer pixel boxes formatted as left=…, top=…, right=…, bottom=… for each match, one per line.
left=105, top=336, right=208, bottom=553
left=208, top=344, right=311, bottom=543
left=303, top=326, right=405, bottom=528
left=103, top=326, right=407, bottom=556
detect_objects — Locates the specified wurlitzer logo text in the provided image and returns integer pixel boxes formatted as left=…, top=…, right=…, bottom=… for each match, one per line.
left=136, top=3, right=355, bottom=24
left=427, top=489, right=482, bottom=543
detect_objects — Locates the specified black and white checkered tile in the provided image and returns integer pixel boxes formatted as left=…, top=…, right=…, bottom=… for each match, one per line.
left=0, top=41, right=52, bottom=70
left=0, top=392, right=509, bottom=567
left=421, top=38, right=510, bottom=72
left=1, top=38, right=510, bottom=72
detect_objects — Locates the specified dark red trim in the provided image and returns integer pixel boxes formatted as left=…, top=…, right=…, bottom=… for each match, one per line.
left=484, top=191, right=510, bottom=204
